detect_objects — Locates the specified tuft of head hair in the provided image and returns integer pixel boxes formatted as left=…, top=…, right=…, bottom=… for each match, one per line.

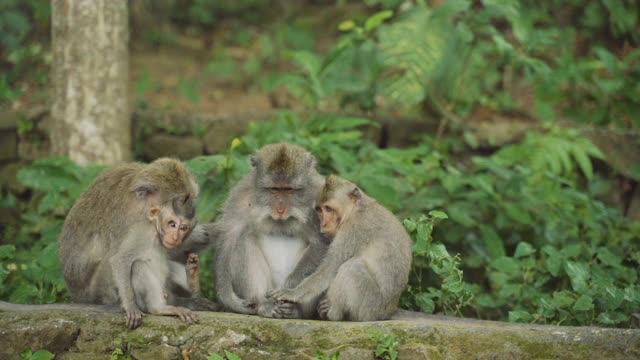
left=321, top=175, right=364, bottom=206
left=172, top=193, right=196, bottom=219
left=251, top=143, right=316, bottom=181
left=131, top=158, right=199, bottom=202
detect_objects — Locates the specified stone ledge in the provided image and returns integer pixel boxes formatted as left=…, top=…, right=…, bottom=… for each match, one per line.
left=0, top=304, right=638, bottom=360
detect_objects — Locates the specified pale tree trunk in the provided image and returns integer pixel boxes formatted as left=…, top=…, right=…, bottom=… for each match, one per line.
left=51, top=0, right=130, bottom=165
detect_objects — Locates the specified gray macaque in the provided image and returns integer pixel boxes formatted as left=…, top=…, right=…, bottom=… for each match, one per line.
left=269, top=175, right=412, bottom=321
left=213, top=143, right=328, bottom=318
left=58, top=158, right=216, bottom=328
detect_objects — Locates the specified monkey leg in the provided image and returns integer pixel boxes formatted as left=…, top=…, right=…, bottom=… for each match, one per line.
left=131, top=261, right=197, bottom=324
left=324, top=258, right=388, bottom=321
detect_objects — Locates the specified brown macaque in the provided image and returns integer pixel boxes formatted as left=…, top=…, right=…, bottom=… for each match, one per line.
left=212, top=143, right=329, bottom=318
left=58, top=158, right=216, bottom=329
left=269, top=175, right=412, bottom=321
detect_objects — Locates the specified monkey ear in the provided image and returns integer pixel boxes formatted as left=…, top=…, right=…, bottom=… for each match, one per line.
left=306, top=155, right=317, bottom=169
left=148, top=206, right=160, bottom=220
left=249, top=155, right=258, bottom=168
left=348, top=187, right=362, bottom=204
left=133, top=184, right=158, bottom=199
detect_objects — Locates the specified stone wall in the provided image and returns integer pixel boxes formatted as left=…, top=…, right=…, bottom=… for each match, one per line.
left=0, top=305, right=638, bottom=360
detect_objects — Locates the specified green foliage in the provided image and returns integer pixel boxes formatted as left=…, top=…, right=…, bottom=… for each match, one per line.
left=19, top=349, right=54, bottom=360
left=0, top=0, right=50, bottom=104
left=315, top=350, right=340, bottom=360
left=1, top=158, right=104, bottom=304
left=207, top=350, right=242, bottom=360
left=274, top=1, right=639, bottom=127
left=368, top=329, right=399, bottom=360
left=403, top=212, right=474, bottom=315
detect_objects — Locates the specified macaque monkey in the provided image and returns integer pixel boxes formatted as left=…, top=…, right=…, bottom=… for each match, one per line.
left=119, top=198, right=197, bottom=328
left=58, top=158, right=216, bottom=328
left=213, top=143, right=328, bottom=318
left=269, top=175, right=412, bottom=321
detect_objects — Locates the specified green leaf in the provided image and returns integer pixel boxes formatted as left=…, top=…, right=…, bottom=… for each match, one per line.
left=429, top=210, right=448, bottom=220
left=207, top=354, right=225, bottom=360
left=30, top=350, right=54, bottom=360
left=502, top=203, right=532, bottom=225
left=571, top=146, right=594, bottom=180
left=338, top=20, right=355, bottom=31
left=564, top=261, right=590, bottom=292
left=480, top=225, right=506, bottom=259
left=491, top=256, right=520, bottom=274
left=415, top=293, right=435, bottom=313
left=572, top=295, right=594, bottom=312
left=365, top=10, right=393, bottom=33
left=513, top=242, right=535, bottom=258
left=596, top=247, right=622, bottom=268
left=0, top=245, right=16, bottom=259
left=508, top=310, right=532, bottom=323
left=596, top=312, right=628, bottom=325
left=551, top=291, right=575, bottom=309
left=225, top=351, right=242, bottom=360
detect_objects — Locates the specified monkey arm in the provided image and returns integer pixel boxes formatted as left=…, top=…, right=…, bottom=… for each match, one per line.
left=109, top=235, right=144, bottom=328
left=283, top=241, right=329, bottom=289
left=270, top=240, right=352, bottom=304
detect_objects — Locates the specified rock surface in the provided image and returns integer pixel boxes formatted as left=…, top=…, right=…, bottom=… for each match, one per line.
left=0, top=305, right=638, bottom=360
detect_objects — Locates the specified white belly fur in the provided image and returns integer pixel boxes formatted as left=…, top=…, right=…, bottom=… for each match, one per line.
left=259, top=235, right=306, bottom=288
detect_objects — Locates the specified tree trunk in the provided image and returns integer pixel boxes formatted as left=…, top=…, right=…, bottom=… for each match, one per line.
left=51, top=0, right=130, bottom=165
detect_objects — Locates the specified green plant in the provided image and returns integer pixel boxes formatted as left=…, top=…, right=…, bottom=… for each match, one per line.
left=19, top=348, right=53, bottom=360
left=207, top=350, right=242, bottom=360
left=368, top=329, right=399, bottom=360
left=403, top=211, right=474, bottom=315
left=314, top=350, right=340, bottom=360
left=110, top=338, right=131, bottom=360
left=0, top=158, right=104, bottom=303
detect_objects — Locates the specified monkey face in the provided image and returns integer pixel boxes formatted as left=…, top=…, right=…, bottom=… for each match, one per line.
left=150, top=206, right=192, bottom=249
left=317, top=202, right=341, bottom=237
left=265, top=186, right=299, bottom=221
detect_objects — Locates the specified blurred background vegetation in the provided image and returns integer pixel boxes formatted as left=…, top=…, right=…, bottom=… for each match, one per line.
left=0, top=0, right=639, bottom=328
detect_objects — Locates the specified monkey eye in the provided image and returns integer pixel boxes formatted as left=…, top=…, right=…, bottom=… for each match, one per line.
left=168, top=220, right=177, bottom=228
left=179, top=225, right=189, bottom=231
left=323, top=206, right=334, bottom=213
left=315, top=206, right=321, bottom=212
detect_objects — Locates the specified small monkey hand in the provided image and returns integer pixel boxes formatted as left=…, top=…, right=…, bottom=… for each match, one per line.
left=124, top=305, right=144, bottom=329
left=186, top=253, right=199, bottom=267
left=317, top=296, right=331, bottom=320
left=267, top=288, right=301, bottom=304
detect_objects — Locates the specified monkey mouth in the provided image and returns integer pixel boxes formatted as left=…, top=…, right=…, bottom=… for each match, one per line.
left=162, top=240, right=180, bottom=249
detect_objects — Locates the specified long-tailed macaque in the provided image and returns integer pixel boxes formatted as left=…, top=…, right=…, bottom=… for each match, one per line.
left=58, top=158, right=216, bottom=328
left=269, top=175, right=412, bottom=321
left=213, top=143, right=328, bottom=318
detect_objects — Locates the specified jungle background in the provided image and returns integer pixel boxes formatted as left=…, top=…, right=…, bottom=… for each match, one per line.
left=0, top=0, right=639, bottom=329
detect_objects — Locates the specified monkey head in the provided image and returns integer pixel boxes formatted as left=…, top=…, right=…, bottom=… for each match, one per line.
left=317, top=175, right=363, bottom=237
left=148, top=194, right=196, bottom=249
left=250, top=143, right=318, bottom=226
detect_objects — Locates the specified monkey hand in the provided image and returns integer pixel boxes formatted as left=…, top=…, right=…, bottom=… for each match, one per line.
left=186, top=253, right=199, bottom=273
left=267, top=288, right=301, bottom=304
left=240, top=298, right=259, bottom=314
left=124, top=305, right=144, bottom=329
left=272, top=300, right=301, bottom=319
left=170, top=306, right=198, bottom=323
left=317, top=296, right=331, bottom=320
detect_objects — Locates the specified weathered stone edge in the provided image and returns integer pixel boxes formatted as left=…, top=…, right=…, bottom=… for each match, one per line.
left=0, top=306, right=638, bottom=360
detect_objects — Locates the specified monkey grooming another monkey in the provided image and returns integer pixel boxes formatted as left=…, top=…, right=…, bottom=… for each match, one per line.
left=213, top=143, right=328, bottom=318
left=58, top=158, right=212, bottom=328
left=269, top=175, right=412, bottom=321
